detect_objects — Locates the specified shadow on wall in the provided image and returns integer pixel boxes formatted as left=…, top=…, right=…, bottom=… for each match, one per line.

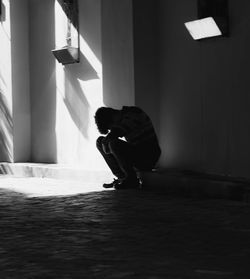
left=0, top=1, right=6, bottom=22
left=0, top=93, right=13, bottom=161
left=29, top=0, right=57, bottom=163
left=0, top=71, right=6, bottom=88
left=0, top=163, right=12, bottom=174
left=77, top=52, right=99, bottom=81
left=63, top=52, right=98, bottom=139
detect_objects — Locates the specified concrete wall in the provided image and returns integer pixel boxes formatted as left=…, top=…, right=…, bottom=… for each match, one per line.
left=29, top=0, right=107, bottom=169
left=0, top=0, right=30, bottom=162
left=11, top=0, right=31, bottom=161
left=4, top=0, right=135, bottom=169
left=101, top=0, right=135, bottom=108
left=132, top=0, right=160, bottom=134
left=29, top=0, right=57, bottom=163
left=157, top=0, right=250, bottom=178
left=0, top=0, right=13, bottom=162
left=3, top=0, right=250, bottom=181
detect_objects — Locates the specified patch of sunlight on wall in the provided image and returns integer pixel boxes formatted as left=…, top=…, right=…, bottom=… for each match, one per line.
left=0, top=0, right=12, bottom=108
left=76, top=77, right=104, bottom=169
left=54, top=1, right=107, bottom=170
left=54, top=0, right=68, bottom=47
left=0, top=0, right=13, bottom=161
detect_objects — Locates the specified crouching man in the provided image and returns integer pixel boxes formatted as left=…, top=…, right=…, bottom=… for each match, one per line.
left=95, top=106, right=161, bottom=189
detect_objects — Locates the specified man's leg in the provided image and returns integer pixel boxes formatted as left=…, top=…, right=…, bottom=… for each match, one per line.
left=108, top=139, right=139, bottom=188
left=96, top=136, right=125, bottom=179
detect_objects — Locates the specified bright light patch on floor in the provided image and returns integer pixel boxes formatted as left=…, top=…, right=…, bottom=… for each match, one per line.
left=0, top=177, right=113, bottom=198
left=185, top=17, right=222, bottom=40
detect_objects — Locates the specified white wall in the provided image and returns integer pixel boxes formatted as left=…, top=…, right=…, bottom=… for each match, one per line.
left=101, top=0, right=135, bottom=108
left=6, top=0, right=250, bottom=181
left=0, top=0, right=30, bottom=162
left=11, top=0, right=31, bottom=161
left=29, top=0, right=57, bottom=163
left=29, top=0, right=107, bottom=170
left=0, top=0, right=13, bottom=162
left=54, top=0, right=105, bottom=168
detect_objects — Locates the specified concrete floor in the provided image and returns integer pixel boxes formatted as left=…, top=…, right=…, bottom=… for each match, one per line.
left=0, top=177, right=250, bottom=278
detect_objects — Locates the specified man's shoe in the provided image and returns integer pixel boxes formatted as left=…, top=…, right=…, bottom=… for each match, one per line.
left=114, top=177, right=140, bottom=190
left=103, top=178, right=121, bottom=189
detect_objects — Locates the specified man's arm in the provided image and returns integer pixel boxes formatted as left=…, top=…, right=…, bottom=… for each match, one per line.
left=102, top=127, right=124, bottom=154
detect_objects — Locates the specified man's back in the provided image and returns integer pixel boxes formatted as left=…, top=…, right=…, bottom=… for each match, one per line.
left=113, top=106, right=160, bottom=147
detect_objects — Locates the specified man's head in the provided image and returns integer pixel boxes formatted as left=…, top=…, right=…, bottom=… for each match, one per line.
left=94, top=107, right=117, bottom=134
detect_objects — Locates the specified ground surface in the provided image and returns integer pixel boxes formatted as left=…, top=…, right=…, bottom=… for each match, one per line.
left=0, top=177, right=250, bottom=278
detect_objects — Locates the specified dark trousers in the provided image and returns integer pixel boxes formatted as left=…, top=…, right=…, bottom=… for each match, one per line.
left=96, top=136, right=160, bottom=179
